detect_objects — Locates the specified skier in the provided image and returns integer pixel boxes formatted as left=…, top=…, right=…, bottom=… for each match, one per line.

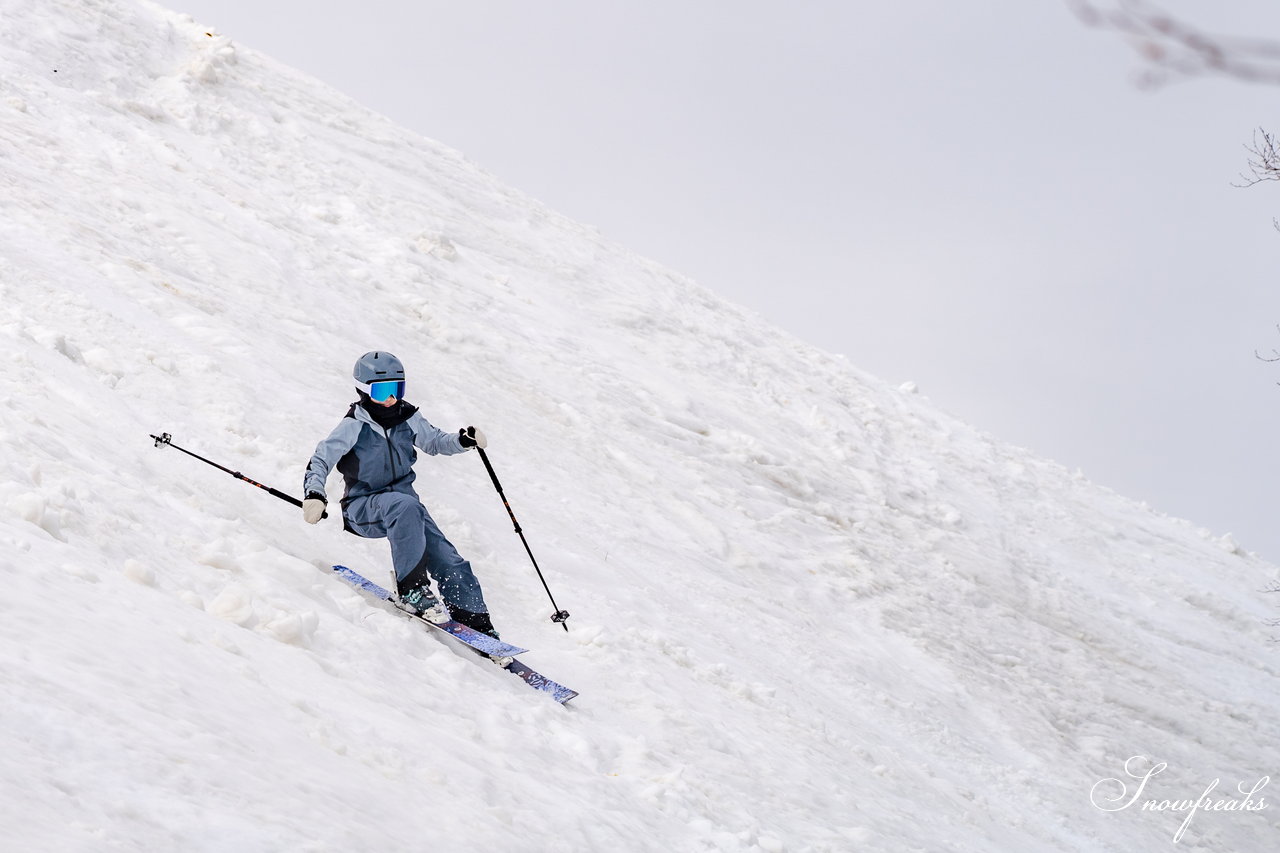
left=302, top=351, right=499, bottom=638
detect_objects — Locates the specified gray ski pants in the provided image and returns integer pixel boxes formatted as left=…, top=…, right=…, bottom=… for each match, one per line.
left=344, top=490, right=488, bottom=614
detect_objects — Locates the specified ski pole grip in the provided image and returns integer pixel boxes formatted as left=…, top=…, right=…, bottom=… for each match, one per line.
left=477, top=447, right=504, bottom=493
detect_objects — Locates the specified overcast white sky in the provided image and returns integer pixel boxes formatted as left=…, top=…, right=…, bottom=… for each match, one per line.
left=172, top=0, right=1280, bottom=562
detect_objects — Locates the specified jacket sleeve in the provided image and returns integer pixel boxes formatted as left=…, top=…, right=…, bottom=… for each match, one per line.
left=304, top=418, right=363, bottom=498
left=409, top=411, right=468, bottom=456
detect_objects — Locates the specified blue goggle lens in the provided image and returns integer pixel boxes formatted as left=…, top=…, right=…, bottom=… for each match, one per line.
left=369, top=380, right=405, bottom=402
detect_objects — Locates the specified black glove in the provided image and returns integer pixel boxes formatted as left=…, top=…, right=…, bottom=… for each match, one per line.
left=459, top=426, right=488, bottom=449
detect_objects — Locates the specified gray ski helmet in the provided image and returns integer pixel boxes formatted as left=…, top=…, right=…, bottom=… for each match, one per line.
left=353, top=351, right=406, bottom=384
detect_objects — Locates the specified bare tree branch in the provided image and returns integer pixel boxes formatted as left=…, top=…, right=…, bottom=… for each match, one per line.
left=1235, top=129, right=1280, bottom=188
left=1256, top=326, right=1280, bottom=366
left=1067, top=0, right=1280, bottom=87
left=1071, top=4, right=1280, bottom=365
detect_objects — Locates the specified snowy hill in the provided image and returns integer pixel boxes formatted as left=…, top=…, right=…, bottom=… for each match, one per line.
left=2, top=1, right=1278, bottom=851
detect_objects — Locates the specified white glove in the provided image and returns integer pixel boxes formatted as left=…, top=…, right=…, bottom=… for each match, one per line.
left=303, top=493, right=327, bottom=524
left=459, top=426, right=488, bottom=449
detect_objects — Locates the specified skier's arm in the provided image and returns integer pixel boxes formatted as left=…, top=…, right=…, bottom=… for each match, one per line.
left=304, top=418, right=363, bottom=498
left=409, top=411, right=468, bottom=456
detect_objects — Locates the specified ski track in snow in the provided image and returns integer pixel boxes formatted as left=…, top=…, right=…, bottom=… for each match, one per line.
left=1, top=1, right=1278, bottom=851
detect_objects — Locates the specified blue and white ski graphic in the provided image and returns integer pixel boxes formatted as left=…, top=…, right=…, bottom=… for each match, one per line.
left=504, top=659, right=578, bottom=704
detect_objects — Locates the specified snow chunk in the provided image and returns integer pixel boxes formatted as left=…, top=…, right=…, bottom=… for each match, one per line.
left=185, top=36, right=238, bottom=85
left=412, top=232, right=459, bottom=260
left=1217, top=533, right=1244, bottom=555
left=122, top=559, right=156, bottom=586
left=7, top=492, right=63, bottom=540
left=207, top=585, right=255, bottom=626
left=262, top=610, right=319, bottom=648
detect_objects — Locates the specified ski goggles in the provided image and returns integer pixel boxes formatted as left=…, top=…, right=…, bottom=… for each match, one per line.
left=366, top=380, right=405, bottom=402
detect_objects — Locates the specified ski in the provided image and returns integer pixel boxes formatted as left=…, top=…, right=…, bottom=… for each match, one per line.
left=333, top=565, right=526, bottom=657
left=332, top=565, right=578, bottom=704
left=504, top=659, right=578, bottom=704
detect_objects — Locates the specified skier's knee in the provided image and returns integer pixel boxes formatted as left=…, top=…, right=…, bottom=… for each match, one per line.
left=381, top=493, right=425, bottom=522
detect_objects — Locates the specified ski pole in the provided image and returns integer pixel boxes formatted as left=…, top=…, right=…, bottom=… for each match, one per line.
left=153, top=432, right=566, bottom=627
left=476, top=447, right=571, bottom=631
left=149, top=432, right=328, bottom=520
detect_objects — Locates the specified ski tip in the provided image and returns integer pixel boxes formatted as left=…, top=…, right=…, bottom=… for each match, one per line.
left=504, top=659, right=578, bottom=705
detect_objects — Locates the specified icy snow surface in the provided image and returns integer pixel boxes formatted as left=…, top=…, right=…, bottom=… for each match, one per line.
left=1, top=1, right=1278, bottom=851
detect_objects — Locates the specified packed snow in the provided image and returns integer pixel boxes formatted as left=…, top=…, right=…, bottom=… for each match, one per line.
left=1, top=1, right=1278, bottom=850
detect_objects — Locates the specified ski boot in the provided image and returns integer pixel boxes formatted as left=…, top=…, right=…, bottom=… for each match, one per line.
left=450, top=607, right=500, bottom=640
left=398, top=585, right=450, bottom=624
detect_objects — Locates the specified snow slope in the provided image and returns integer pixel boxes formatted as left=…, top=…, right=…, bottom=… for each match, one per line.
left=1, top=1, right=1278, bottom=850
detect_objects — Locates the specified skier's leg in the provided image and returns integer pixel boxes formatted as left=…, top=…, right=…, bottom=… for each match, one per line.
left=384, top=494, right=438, bottom=596
left=342, top=494, right=387, bottom=540
left=346, top=492, right=432, bottom=595
left=418, top=504, right=489, bottom=616
left=350, top=492, right=491, bottom=629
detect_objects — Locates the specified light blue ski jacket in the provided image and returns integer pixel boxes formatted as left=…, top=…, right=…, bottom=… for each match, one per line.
left=304, top=402, right=468, bottom=509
